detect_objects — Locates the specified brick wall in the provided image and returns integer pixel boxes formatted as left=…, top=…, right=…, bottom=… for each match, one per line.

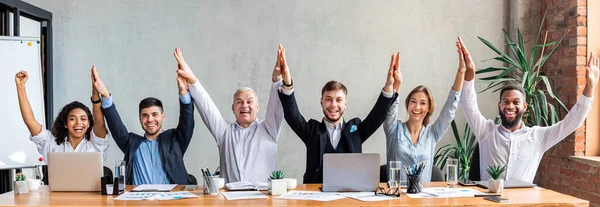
left=537, top=0, right=600, bottom=206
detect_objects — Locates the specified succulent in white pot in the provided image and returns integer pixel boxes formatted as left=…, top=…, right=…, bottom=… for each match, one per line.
left=486, top=165, right=506, bottom=193
left=13, top=173, right=29, bottom=194
left=268, top=170, right=287, bottom=195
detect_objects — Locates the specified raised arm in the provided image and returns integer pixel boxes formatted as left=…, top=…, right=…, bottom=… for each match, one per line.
left=430, top=42, right=465, bottom=140
left=93, top=67, right=130, bottom=152
left=262, top=45, right=286, bottom=141
left=174, top=75, right=195, bottom=153
left=383, top=53, right=401, bottom=138
left=358, top=54, right=398, bottom=142
left=457, top=37, right=495, bottom=141
left=15, top=71, right=43, bottom=136
left=91, top=66, right=108, bottom=138
left=538, top=52, right=598, bottom=150
left=175, top=48, right=228, bottom=142
left=278, top=46, right=311, bottom=144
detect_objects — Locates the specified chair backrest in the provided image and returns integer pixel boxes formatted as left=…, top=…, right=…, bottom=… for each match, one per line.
left=469, top=143, right=481, bottom=181
left=431, top=165, right=444, bottom=182
left=187, top=174, right=198, bottom=185
left=379, top=164, right=388, bottom=182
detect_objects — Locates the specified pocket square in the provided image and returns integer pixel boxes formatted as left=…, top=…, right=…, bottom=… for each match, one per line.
left=350, top=125, right=357, bottom=133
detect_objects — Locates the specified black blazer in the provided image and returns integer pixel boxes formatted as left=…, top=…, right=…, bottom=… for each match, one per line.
left=102, top=99, right=195, bottom=184
left=279, top=91, right=397, bottom=183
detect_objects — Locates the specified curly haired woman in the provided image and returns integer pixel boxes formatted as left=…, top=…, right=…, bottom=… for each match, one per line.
left=15, top=66, right=110, bottom=161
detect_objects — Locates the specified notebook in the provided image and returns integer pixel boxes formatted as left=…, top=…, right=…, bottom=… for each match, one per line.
left=474, top=179, right=536, bottom=189
left=225, top=181, right=269, bottom=191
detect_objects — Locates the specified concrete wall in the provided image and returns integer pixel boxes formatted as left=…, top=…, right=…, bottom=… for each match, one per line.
left=22, top=0, right=508, bottom=183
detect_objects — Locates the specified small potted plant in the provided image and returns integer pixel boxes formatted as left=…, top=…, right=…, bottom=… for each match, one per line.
left=268, top=170, right=286, bottom=195
left=486, top=165, right=506, bottom=193
left=13, top=173, right=29, bottom=194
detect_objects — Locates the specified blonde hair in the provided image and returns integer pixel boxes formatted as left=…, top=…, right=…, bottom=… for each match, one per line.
left=404, top=85, right=435, bottom=125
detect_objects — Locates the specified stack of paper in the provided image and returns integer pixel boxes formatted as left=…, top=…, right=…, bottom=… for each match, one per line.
left=402, top=187, right=485, bottom=198
left=131, top=184, right=178, bottom=192
left=225, top=181, right=268, bottom=191
left=277, top=190, right=345, bottom=202
left=113, top=191, right=198, bottom=200
left=337, top=192, right=399, bottom=202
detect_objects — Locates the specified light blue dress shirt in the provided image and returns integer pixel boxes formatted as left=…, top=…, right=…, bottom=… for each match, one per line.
left=101, top=92, right=191, bottom=184
left=383, top=89, right=460, bottom=182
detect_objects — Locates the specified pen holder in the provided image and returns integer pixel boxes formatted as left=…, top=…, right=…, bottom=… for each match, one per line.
left=203, top=176, right=219, bottom=195
left=406, top=174, right=422, bottom=194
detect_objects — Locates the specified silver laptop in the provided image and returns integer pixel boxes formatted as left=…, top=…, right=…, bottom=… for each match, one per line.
left=322, top=153, right=379, bottom=192
left=47, top=152, right=103, bottom=191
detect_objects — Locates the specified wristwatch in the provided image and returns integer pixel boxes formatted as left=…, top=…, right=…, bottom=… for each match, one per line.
left=91, top=96, right=101, bottom=104
left=283, top=79, right=293, bottom=87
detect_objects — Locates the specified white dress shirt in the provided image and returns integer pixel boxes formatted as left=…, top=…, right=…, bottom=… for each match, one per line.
left=459, top=80, right=593, bottom=182
left=30, top=129, right=110, bottom=162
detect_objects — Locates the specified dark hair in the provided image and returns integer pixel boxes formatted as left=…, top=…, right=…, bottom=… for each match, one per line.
left=139, top=97, right=163, bottom=114
left=51, top=101, right=94, bottom=145
left=499, top=84, right=526, bottom=100
left=404, top=85, right=435, bottom=125
left=321, top=80, right=347, bottom=96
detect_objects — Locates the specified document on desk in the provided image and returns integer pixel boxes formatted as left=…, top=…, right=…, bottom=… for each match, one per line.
left=402, top=187, right=483, bottom=198
left=277, top=190, right=345, bottom=202
left=338, top=192, right=399, bottom=201
left=114, top=191, right=198, bottom=200
left=225, top=181, right=269, bottom=191
left=222, top=191, right=269, bottom=200
left=132, top=184, right=177, bottom=192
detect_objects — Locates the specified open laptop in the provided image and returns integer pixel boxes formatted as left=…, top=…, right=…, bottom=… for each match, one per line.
left=47, top=152, right=103, bottom=191
left=474, top=179, right=536, bottom=189
left=322, top=153, right=379, bottom=192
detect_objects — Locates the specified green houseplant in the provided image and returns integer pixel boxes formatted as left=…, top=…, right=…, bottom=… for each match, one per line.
left=476, top=11, right=569, bottom=127
left=269, top=170, right=286, bottom=195
left=433, top=120, right=477, bottom=182
left=486, top=165, right=507, bottom=193
left=13, top=173, right=29, bottom=194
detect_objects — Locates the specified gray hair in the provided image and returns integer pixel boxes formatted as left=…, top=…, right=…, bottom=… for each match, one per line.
left=233, top=87, right=258, bottom=103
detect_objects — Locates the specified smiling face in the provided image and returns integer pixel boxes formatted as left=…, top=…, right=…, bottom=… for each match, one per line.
left=232, top=87, right=260, bottom=128
left=320, top=89, right=347, bottom=123
left=498, top=89, right=527, bottom=130
left=139, top=106, right=165, bottom=136
left=404, top=86, right=434, bottom=125
left=64, top=108, right=90, bottom=139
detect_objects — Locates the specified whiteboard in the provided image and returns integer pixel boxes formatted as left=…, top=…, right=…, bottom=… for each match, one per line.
left=0, top=36, right=46, bottom=169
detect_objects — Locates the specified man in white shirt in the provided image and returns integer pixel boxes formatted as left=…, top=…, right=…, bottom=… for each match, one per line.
left=458, top=38, right=599, bottom=182
left=173, top=46, right=285, bottom=183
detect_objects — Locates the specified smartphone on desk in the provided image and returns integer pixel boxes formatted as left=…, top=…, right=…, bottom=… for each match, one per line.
left=484, top=196, right=509, bottom=203
left=458, top=180, right=477, bottom=186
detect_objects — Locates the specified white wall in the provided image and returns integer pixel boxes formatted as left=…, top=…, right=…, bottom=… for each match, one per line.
left=23, top=0, right=508, bottom=183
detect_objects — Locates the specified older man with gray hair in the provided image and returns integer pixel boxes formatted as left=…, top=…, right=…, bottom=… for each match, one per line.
left=173, top=46, right=286, bottom=183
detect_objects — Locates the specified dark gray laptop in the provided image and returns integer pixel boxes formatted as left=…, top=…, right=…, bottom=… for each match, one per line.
left=322, top=153, right=380, bottom=192
left=474, top=179, right=536, bottom=189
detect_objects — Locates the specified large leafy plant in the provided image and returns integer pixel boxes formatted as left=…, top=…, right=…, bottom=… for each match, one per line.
left=433, top=120, right=477, bottom=181
left=476, top=11, right=569, bottom=126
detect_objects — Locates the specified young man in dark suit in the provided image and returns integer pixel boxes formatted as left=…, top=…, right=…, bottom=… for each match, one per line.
left=278, top=50, right=400, bottom=183
left=92, top=67, right=195, bottom=185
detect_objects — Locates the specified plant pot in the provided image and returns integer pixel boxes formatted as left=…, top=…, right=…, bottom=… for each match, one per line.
left=488, top=179, right=504, bottom=193
left=13, top=181, right=29, bottom=194
left=269, top=179, right=287, bottom=195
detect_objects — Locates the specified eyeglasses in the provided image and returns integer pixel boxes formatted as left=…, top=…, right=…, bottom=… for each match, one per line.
left=375, top=187, right=401, bottom=197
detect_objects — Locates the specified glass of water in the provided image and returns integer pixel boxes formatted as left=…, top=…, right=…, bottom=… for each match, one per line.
left=446, top=158, right=458, bottom=188
left=388, top=161, right=402, bottom=189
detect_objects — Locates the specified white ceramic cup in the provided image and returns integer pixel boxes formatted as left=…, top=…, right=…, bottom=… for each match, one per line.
left=216, top=178, right=225, bottom=189
left=285, top=178, right=297, bottom=189
left=26, top=179, right=44, bottom=190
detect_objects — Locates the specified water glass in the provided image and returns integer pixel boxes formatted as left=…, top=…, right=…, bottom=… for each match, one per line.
left=446, top=158, right=458, bottom=188
left=388, top=161, right=402, bottom=189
